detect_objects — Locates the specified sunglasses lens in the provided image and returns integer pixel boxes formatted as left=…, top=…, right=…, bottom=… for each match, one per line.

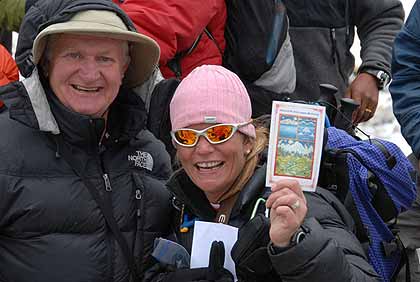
left=174, top=129, right=198, bottom=145
left=206, top=125, right=235, bottom=143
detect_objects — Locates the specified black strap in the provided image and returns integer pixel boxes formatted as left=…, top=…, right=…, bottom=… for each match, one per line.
left=204, top=27, right=223, bottom=56
left=167, top=26, right=221, bottom=79
left=55, top=135, right=140, bottom=281
left=167, top=32, right=204, bottom=79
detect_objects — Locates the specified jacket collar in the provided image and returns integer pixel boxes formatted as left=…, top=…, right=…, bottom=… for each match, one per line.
left=167, top=164, right=267, bottom=223
left=9, top=67, right=147, bottom=150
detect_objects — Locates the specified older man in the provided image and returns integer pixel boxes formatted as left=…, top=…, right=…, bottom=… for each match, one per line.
left=0, top=0, right=174, bottom=281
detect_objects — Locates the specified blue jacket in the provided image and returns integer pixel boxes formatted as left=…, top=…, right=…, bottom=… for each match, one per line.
left=390, top=0, right=420, bottom=158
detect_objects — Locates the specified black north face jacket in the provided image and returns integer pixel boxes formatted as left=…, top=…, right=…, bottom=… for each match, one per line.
left=0, top=1, right=173, bottom=281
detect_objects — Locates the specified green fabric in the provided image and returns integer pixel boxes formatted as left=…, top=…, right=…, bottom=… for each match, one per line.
left=0, top=0, right=25, bottom=32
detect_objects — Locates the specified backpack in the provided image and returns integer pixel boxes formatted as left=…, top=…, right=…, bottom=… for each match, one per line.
left=223, top=0, right=288, bottom=83
left=318, top=127, right=417, bottom=281
left=167, top=0, right=289, bottom=83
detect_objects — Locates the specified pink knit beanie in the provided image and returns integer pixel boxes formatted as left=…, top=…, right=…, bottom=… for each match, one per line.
left=170, top=65, right=256, bottom=138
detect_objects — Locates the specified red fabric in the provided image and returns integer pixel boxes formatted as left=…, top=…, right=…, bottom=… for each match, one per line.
left=0, top=44, right=19, bottom=86
left=114, top=0, right=226, bottom=79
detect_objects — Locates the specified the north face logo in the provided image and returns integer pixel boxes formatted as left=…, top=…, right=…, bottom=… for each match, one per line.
left=128, top=151, right=154, bottom=171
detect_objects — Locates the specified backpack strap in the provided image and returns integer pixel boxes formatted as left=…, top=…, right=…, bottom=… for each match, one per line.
left=204, top=27, right=223, bottom=56
left=54, top=135, right=141, bottom=281
left=167, top=27, right=222, bottom=79
left=167, top=32, right=203, bottom=79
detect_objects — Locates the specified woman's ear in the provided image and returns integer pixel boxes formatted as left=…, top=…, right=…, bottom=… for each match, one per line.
left=243, top=136, right=254, bottom=156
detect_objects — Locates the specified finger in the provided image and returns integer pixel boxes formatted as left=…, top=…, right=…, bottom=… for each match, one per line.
left=271, top=179, right=304, bottom=199
left=267, top=187, right=307, bottom=209
left=354, top=98, right=369, bottom=123
left=266, top=187, right=293, bottom=207
left=270, top=193, right=306, bottom=215
left=267, top=187, right=303, bottom=209
left=268, top=182, right=307, bottom=209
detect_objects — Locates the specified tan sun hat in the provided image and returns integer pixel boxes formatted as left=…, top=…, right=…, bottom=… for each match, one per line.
left=32, top=9, right=160, bottom=87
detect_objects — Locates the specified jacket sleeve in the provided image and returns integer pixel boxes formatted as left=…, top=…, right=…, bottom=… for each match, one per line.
left=351, top=0, right=404, bottom=75
left=269, top=192, right=381, bottom=281
left=0, top=44, right=19, bottom=86
left=389, top=1, right=420, bottom=158
left=115, top=0, right=223, bottom=66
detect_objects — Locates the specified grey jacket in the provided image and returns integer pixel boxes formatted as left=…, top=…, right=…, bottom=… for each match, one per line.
left=284, top=0, right=404, bottom=101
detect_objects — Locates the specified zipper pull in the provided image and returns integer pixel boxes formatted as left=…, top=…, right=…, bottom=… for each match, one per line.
left=103, top=173, right=112, bottom=192
left=330, top=28, right=337, bottom=64
left=135, top=189, right=142, bottom=217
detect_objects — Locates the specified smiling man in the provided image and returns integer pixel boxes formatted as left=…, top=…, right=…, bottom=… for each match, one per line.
left=0, top=1, right=174, bottom=281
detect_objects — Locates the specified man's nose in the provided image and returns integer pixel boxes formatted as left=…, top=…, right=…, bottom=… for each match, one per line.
left=79, top=57, right=101, bottom=80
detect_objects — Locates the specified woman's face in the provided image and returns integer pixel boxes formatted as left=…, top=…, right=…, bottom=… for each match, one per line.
left=176, top=123, right=253, bottom=203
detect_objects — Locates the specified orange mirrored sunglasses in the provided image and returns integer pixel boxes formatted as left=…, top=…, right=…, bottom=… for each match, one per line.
left=171, top=121, right=251, bottom=147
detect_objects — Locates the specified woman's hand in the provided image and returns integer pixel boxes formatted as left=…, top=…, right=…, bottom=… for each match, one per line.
left=266, top=179, right=307, bottom=247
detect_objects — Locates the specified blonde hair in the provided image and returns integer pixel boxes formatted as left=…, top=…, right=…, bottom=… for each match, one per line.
left=216, top=126, right=269, bottom=203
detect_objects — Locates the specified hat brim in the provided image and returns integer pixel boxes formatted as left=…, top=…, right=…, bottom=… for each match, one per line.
left=33, top=21, right=160, bottom=87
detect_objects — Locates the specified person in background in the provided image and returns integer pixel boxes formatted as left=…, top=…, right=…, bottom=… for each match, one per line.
left=0, top=43, right=18, bottom=86
left=284, top=0, right=404, bottom=124
left=113, top=0, right=226, bottom=80
left=0, top=0, right=25, bottom=33
left=150, top=64, right=381, bottom=282
left=389, top=1, right=420, bottom=280
left=0, top=0, right=175, bottom=281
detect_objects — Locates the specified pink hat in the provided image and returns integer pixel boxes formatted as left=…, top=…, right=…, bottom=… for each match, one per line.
left=170, top=65, right=255, bottom=138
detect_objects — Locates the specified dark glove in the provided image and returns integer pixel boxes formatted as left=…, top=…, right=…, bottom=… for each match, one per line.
left=162, top=241, right=233, bottom=282
left=231, top=214, right=272, bottom=279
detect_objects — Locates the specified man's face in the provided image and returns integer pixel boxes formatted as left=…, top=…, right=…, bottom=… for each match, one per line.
left=47, top=34, right=129, bottom=118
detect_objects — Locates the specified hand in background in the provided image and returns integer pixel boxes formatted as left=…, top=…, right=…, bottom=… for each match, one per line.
left=346, top=72, right=379, bottom=124
left=266, top=179, right=307, bottom=247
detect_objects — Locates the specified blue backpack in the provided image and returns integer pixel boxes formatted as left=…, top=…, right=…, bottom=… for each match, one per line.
left=318, top=127, right=417, bottom=281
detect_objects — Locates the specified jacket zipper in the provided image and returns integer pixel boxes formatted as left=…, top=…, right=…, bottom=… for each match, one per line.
left=132, top=173, right=145, bottom=277
left=98, top=141, right=114, bottom=282
left=101, top=170, right=114, bottom=282
left=135, top=189, right=142, bottom=217
left=103, top=173, right=112, bottom=192
left=330, top=28, right=337, bottom=64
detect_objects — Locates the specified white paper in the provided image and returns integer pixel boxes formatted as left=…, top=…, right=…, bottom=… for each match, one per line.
left=266, top=101, right=325, bottom=192
left=190, top=221, right=238, bottom=280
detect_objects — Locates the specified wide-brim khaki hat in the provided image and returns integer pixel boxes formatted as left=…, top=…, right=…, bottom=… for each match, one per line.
left=32, top=9, right=160, bottom=88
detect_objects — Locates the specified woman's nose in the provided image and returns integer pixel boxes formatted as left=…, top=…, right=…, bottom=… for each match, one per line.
left=194, top=136, right=215, bottom=154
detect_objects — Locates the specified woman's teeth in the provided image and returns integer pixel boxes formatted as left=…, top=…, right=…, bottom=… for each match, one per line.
left=196, top=161, right=223, bottom=169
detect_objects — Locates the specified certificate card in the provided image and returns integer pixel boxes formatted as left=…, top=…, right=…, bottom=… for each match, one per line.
left=266, top=101, right=325, bottom=192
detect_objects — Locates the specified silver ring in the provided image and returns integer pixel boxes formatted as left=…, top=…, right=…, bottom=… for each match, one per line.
left=291, top=200, right=300, bottom=210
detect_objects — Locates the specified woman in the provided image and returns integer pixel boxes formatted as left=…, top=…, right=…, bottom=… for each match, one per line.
left=165, top=65, right=380, bottom=281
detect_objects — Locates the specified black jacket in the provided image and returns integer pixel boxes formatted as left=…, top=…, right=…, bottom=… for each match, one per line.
left=0, top=1, right=173, bottom=281
left=167, top=165, right=380, bottom=282
left=0, top=77, right=173, bottom=282
left=284, top=0, right=404, bottom=101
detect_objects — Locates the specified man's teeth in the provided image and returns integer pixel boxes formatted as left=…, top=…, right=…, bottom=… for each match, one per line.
left=196, top=161, right=222, bottom=169
left=73, top=85, right=100, bottom=92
